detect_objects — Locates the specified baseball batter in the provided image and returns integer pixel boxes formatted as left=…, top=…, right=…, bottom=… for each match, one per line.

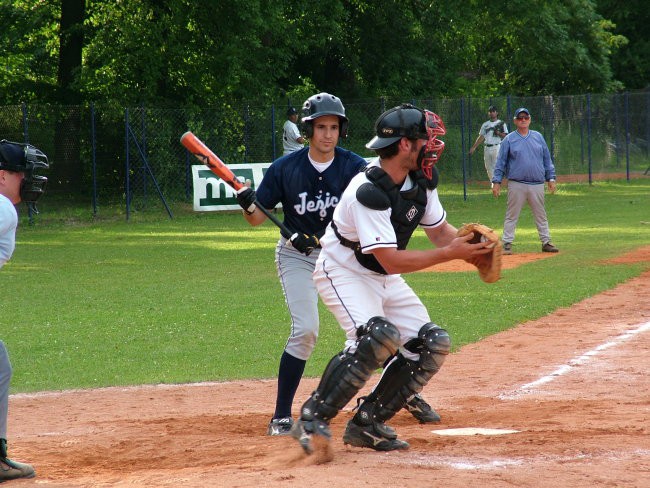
left=236, top=93, right=367, bottom=436
left=290, top=104, right=493, bottom=453
left=0, top=139, right=49, bottom=481
left=469, top=105, right=508, bottom=182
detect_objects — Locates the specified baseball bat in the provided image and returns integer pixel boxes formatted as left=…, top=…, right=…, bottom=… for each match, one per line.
left=180, top=131, right=293, bottom=237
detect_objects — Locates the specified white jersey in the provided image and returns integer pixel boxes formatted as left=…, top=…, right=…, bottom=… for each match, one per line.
left=317, top=158, right=446, bottom=276
left=479, top=119, right=508, bottom=146
left=282, top=119, right=303, bottom=154
left=0, top=193, right=18, bottom=268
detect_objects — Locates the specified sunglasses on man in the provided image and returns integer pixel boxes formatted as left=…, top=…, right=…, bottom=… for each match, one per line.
left=516, top=115, right=530, bottom=120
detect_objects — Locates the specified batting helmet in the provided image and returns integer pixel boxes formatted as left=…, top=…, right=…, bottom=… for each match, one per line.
left=0, top=140, right=49, bottom=204
left=301, top=92, right=349, bottom=138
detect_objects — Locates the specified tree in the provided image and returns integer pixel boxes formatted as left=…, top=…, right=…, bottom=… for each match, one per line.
left=597, top=0, right=649, bottom=90
left=460, top=0, right=624, bottom=95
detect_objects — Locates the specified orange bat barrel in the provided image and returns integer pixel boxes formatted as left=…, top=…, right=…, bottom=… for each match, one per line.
left=180, top=131, right=243, bottom=191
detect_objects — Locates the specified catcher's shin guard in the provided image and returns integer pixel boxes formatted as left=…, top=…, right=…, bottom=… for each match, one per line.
left=365, top=323, right=451, bottom=423
left=299, top=317, right=400, bottom=423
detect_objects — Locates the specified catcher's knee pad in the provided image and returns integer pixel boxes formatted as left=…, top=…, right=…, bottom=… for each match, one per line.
left=410, top=323, right=451, bottom=373
left=300, top=316, right=400, bottom=422
left=371, top=324, right=450, bottom=422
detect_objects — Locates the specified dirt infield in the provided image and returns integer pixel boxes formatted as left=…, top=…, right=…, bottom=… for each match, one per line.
left=8, top=247, right=650, bottom=487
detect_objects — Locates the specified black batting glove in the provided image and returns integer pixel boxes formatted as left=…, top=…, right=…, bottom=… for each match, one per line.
left=236, top=187, right=256, bottom=215
left=289, top=232, right=320, bottom=256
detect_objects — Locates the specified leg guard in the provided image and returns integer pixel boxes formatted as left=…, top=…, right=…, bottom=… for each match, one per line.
left=359, top=323, right=450, bottom=423
left=300, top=316, right=400, bottom=423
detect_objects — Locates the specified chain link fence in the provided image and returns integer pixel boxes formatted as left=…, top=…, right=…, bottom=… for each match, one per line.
left=1, top=91, right=648, bottom=218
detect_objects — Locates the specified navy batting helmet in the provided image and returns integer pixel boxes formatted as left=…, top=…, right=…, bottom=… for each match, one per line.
left=301, top=92, right=349, bottom=138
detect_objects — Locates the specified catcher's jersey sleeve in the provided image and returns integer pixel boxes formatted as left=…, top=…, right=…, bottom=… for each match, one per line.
left=0, top=194, right=18, bottom=268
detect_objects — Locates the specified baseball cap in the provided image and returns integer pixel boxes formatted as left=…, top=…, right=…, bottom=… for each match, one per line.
left=514, top=107, right=530, bottom=117
left=488, top=105, right=498, bottom=112
left=286, top=107, right=298, bottom=116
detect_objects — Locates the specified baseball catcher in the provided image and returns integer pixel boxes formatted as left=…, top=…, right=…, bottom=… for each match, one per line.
left=456, top=223, right=502, bottom=283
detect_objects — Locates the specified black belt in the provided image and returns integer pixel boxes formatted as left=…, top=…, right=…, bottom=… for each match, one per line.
left=485, top=143, right=500, bottom=147
left=331, top=222, right=361, bottom=252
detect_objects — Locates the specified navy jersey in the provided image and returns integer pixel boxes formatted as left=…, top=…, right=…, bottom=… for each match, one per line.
left=255, top=146, right=367, bottom=237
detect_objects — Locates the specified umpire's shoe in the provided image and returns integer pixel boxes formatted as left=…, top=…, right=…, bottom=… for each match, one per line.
left=343, top=419, right=409, bottom=451
left=404, top=393, right=441, bottom=424
left=1, top=439, right=35, bottom=482
left=290, top=417, right=331, bottom=455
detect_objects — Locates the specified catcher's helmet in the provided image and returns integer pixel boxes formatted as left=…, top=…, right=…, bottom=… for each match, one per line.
left=366, top=104, right=446, bottom=180
left=0, top=140, right=49, bottom=204
left=301, top=92, right=348, bottom=138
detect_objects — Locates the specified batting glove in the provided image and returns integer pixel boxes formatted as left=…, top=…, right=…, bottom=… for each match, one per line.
left=236, top=187, right=256, bottom=215
left=289, top=233, right=320, bottom=256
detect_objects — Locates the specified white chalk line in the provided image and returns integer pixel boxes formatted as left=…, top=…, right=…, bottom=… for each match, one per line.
left=11, top=378, right=275, bottom=400
left=500, top=321, right=650, bottom=399
left=396, top=448, right=650, bottom=471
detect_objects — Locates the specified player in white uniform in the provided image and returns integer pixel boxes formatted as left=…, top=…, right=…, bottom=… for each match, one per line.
left=0, top=139, right=49, bottom=482
left=282, top=107, right=305, bottom=155
left=469, top=105, right=508, bottom=182
left=290, top=104, right=493, bottom=454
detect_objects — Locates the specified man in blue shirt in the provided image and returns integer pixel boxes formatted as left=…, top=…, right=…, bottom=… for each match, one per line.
left=491, top=108, right=559, bottom=255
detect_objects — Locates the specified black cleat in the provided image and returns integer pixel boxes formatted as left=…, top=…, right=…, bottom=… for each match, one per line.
left=342, top=419, right=409, bottom=451
left=404, top=393, right=441, bottom=424
left=0, top=457, right=35, bottom=482
left=290, top=417, right=331, bottom=454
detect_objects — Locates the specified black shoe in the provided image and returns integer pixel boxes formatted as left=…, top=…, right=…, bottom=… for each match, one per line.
left=0, top=457, right=35, bottom=482
left=267, top=417, right=294, bottom=436
left=290, top=417, right=331, bottom=455
left=342, top=419, right=409, bottom=451
left=503, top=242, right=513, bottom=255
left=542, top=242, right=559, bottom=253
left=404, top=393, right=441, bottom=424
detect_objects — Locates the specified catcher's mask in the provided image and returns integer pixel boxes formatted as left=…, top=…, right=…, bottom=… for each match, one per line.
left=301, top=92, right=349, bottom=138
left=365, top=104, right=446, bottom=180
left=0, top=140, right=49, bottom=208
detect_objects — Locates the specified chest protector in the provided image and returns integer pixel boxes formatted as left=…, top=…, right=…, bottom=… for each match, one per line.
left=334, top=165, right=437, bottom=274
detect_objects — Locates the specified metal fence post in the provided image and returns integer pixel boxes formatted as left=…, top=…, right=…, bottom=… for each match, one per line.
left=125, top=108, right=131, bottom=221
left=625, top=91, right=630, bottom=180
left=549, top=95, right=555, bottom=164
left=91, top=103, right=97, bottom=216
left=271, top=104, right=277, bottom=161
left=460, top=97, right=467, bottom=201
left=587, top=93, right=592, bottom=184
left=467, top=95, right=472, bottom=180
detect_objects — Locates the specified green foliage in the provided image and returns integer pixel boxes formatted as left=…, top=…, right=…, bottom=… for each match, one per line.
left=597, top=0, right=650, bottom=90
left=0, top=0, right=641, bottom=106
left=2, top=179, right=649, bottom=392
left=463, top=0, right=623, bottom=95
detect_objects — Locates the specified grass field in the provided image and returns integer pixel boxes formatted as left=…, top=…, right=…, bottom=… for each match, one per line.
left=2, top=178, right=649, bottom=393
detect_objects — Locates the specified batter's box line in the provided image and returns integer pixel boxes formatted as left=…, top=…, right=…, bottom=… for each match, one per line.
left=498, top=321, right=650, bottom=400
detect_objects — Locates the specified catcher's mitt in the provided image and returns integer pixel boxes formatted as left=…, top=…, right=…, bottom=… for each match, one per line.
left=456, top=223, right=502, bottom=283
